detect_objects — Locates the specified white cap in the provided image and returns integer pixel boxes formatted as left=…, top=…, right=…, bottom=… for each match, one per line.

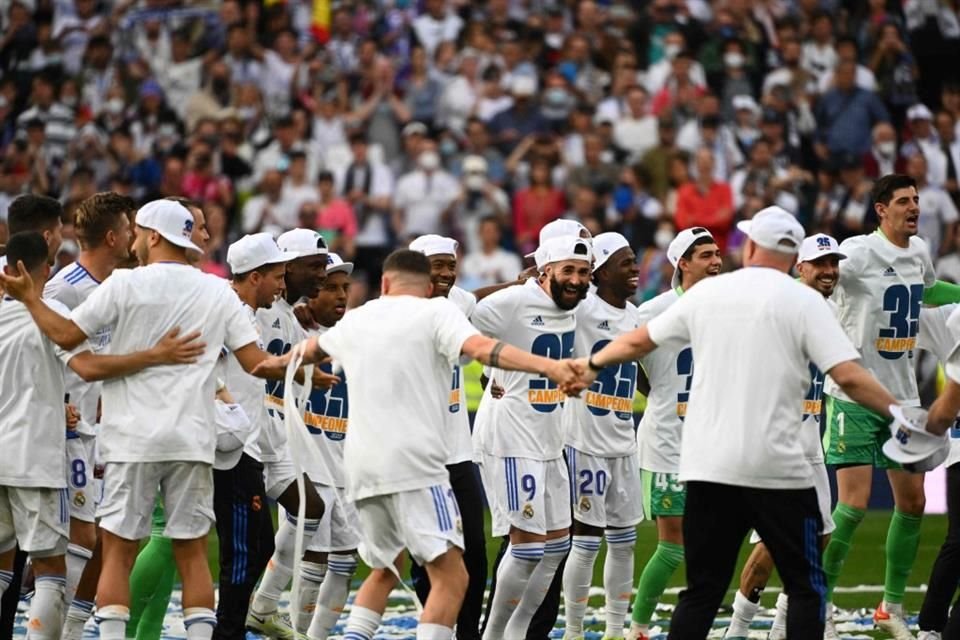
left=511, top=75, right=537, bottom=96
left=227, top=233, right=298, bottom=275
left=525, top=219, right=591, bottom=260
left=326, top=252, right=354, bottom=275
left=410, top=234, right=458, bottom=257
left=882, top=405, right=949, bottom=464
left=736, top=206, right=804, bottom=255
left=907, top=104, right=933, bottom=121
left=667, top=226, right=715, bottom=288
left=277, top=228, right=328, bottom=257
left=462, top=155, right=488, bottom=173
left=213, top=400, right=255, bottom=471
left=402, top=121, right=428, bottom=137
left=732, top=94, right=760, bottom=115
left=539, top=235, right=593, bottom=267
left=135, top=200, right=201, bottom=252
left=797, top=233, right=847, bottom=265
left=592, top=232, right=631, bottom=272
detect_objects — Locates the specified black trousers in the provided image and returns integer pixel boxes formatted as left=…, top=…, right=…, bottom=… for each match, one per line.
left=411, top=461, right=488, bottom=640
left=213, top=454, right=275, bottom=640
left=919, top=463, right=960, bottom=635
left=0, top=549, right=26, bottom=639
left=669, top=481, right=826, bottom=640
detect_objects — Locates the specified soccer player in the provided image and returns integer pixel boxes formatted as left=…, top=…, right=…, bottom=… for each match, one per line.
left=0, top=200, right=295, bottom=640
left=627, top=227, right=721, bottom=640
left=248, top=228, right=331, bottom=637
left=820, top=174, right=960, bottom=638
left=406, top=234, right=487, bottom=640
left=560, top=232, right=643, bottom=640
left=42, top=192, right=136, bottom=635
left=724, top=233, right=846, bottom=640
left=296, top=252, right=361, bottom=639
left=0, top=230, right=204, bottom=638
left=567, top=207, right=903, bottom=639
left=473, top=235, right=593, bottom=640
left=251, top=249, right=582, bottom=640
left=0, top=193, right=64, bottom=270
left=216, top=233, right=297, bottom=640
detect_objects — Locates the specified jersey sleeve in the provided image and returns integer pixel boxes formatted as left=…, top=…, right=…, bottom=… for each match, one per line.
left=801, top=293, right=861, bottom=374
left=471, top=288, right=517, bottom=338
left=222, top=287, right=260, bottom=352
left=645, top=293, right=692, bottom=349
left=433, top=298, right=481, bottom=365
left=47, top=299, right=92, bottom=365
left=43, top=277, right=79, bottom=310
left=71, top=272, right=124, bottom=338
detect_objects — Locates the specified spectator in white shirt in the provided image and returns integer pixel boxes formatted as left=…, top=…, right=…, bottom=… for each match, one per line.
left=253, top=116, right=321, bottom=184
left=644, top=31, right=707, bottom=95
left=801, top=12, right=837, bottom=87
left=412, top=0, right=464, bottom=58
left=393, top=141, right=461, bottom=240
left=612, top=85, right=659, bottom=160
left=241, top=169, right=298, bottom=236
left=460, top=215, right=523, bottom=289
left=817, top=36, right=877, bottom=95
left=902, top=104, right=948, bottom=188
left=935, top=109, right=960, bottom=201
left=282, top=150, right=320, bottom=215
left=908, top=152, right=959, bottom=257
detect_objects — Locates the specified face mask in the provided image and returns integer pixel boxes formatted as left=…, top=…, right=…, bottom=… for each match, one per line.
left=664, top=43, right=682, bottom=60
left=654, top=228, right=675, bottom=250
left=106, top=98, right=125, bottom=115
left=544, top=87, right=570, bottom=108
left=439, top=139, right=457, bottom=156
left=877, top=141, right=896, bottom=156
left=724, top=52, right=745, bottom=69
left=61, top=95, right=78, bottom=108
left=419, top=151, right=440, bottom=171
left=465, top=174, right=486, bottom=190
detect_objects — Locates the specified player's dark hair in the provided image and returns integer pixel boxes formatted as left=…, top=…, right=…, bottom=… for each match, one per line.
left=75, top=192, right=135, bottom=250
left=232, top=263, right=283, bottom=282
left=872, top=174, right=917, bottom=206
left=5, top=232, right=49, bottom=274
left=383, top=249, right=431, bottom=277
left=8, top=194, right=63, bottom=236
left=165, top=195, right=201, bottom=212
left=681, top=234, right=716, bottom=261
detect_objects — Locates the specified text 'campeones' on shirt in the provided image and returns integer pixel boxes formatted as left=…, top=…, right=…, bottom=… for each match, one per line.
left=301, top=323, right=350, bottom=488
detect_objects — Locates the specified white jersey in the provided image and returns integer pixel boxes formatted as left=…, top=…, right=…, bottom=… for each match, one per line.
left=302, top=324, right=349, bottom=488
left=256, top=297, right=307, bottom=462
left=826, top=232, right=936, bottom=405
left=918, top=304, right=960, bottom=468
left=635, top=289, right=688, bottom=473
left=472, top=278, right=577, bottom=461
left=44, top=262, right=110, bottom=436
left=317, top=295, right=479, bottom=501
left=221, top=302, right=268, bottom=461
left=71, top=263, right=260, bottom=464
left=446, top=285, right=477, bottom=464
left=563, top=292, right=640, bottom=457
left=0, top=297, right=86, bottom=487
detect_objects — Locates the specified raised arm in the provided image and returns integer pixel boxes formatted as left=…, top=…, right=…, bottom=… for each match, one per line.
left=68, top=327, right=206, bottom=382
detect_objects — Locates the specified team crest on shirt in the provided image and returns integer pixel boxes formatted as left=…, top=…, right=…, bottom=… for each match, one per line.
left=73, top=491, right=86, bottom=507
left=661, top=496, right=672, bottom=510
left=522, top=503, right=535, bottom=519
left=579, top=496, right=592, bottom=513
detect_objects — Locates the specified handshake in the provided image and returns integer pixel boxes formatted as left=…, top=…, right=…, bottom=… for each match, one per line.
left=542, top=357, right=603, bottom=397
left=883, top=405, right=951, bottom=473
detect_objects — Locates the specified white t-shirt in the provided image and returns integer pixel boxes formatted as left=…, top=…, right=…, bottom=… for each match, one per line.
left=647, top=268, right=860, bottom=489
left=635, top=288, right=688, bottom=473
left=394, top=170, right=461, bottom=237
left=300, top=323, right=350, bottom=488
left=317, top=295, right=479, bottom=501
left=44, top=261, right=109, bottom=436
left=918, top=303, right=960, bottom=468
left=826, top=232, right=937, bottom=405
left=0, top=298, right=85, bottom=488
left=460, top=249, right=523, bottom=289
left=221, top=301, right=268, bottom=461
left=446, top=286, right=478, bottom=464
left=471, top=278, right=577, bottom=461
left=71, top=264, right=259, bottom=464
left=256, top=297, right=307, bottom=463
left=564, top=292, right=640, bottom=457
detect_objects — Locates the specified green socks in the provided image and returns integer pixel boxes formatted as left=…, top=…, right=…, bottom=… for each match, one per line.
left=884, top=510, right=922, bottom=604
left=631, top=541, right=684, bottom=625
left=126, top=534, right=177, bottom=640
left=822, top=502, right=865, bottom=602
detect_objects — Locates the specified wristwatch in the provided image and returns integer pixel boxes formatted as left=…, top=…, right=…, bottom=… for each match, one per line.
left=587, top=356, right=603, bottom=372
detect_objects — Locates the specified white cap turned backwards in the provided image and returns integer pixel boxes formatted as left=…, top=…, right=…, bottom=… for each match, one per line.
left=227, top=232, right=298, bottom=275
left=539, top=235, right=593, bottom=267
left=666, top=226, right=714, bottom=289
left=529, top=219, right=592, bottom=270
left=591, top=232, right=631, bottom=272
left=277, top=228, right=329, bottom=257
left=326, top=252, right=354, bottom=275
left=736, top=206, right=805, bottom=255
left=135, top=200, right=201, bottom=252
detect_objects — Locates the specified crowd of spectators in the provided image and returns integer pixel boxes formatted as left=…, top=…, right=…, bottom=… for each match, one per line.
left=2, top=0, right=960, bottom=303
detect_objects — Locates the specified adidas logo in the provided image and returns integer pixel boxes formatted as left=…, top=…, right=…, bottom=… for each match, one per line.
left=272, top=319, right=281, bottom=329
left=597, top=320, right=610, bottom=331
left=531, top=315, right=544, bottom=327
left=883, top=267, right=896, bottom=277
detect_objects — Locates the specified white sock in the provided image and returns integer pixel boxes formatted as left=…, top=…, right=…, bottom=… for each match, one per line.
left=252, top=514, right=321, bottom=614
left=308, top=554, right=357, bottom=639
left=296, top=561, right=327, bottom=632
left=481, top=542, right=544, bottom=640
left=64, top=543, right=93, bottom=605
left=562, top=535, right=601, bottom=636
left=769, top=592, right=788, bottom=639
left=603, top=528, right=637, bottom=637
left=26, top=574, right=66, bottom=639
left=184, top=607, right=217, bottom=640
left=883, top=600, right=904, bottom=617
left=727, top=589, right=760, bottom=637
left=94, top=604, right=130, bottom=640
left=0, top=568, right=12, bottom=600
left=61, top=599, right=95, bottom=640
left=416, top=622, right=454, bottom=640
left=503, top=536, right=570, bottom=639
left=342, top=605, right=381, bottom=640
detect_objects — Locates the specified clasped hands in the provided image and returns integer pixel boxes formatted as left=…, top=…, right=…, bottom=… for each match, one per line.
left=543, top=357, right=599, bottom=397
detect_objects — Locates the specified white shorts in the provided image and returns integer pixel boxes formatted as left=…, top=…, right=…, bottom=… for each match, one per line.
left=480, top=454, right=571, bottom=537
left=66, top=434, right=98, bottom=523
left=0, top=485, right=70, bottom=557
left=97, top=462, right=215, bottom=541
left=750, top=460, right=835, bottom=544
left=285, top=485, right=361, bottom=553
left=355, top=483, right=464, bottom=568
left=263, top=451, right=297, bottom=500
left=566, top=447, right=644, bottom=529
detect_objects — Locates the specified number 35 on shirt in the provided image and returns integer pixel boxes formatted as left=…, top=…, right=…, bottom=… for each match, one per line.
left=528, top=331, right=574, bottom=412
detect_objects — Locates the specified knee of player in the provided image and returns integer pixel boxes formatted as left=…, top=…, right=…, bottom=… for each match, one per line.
left=70, top=521, right=98, bottom=551
left=31, top=553, right=67, bottom=576
left=304, top=493, right=326, bottom=521
left=440, top=557, right=469, bottom=598
left=896, top=494, right=926, bottom=515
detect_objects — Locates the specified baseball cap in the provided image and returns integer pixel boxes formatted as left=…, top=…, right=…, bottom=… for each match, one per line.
left=907, top=104, right=933, bottom=122
left=326, top=252, right=354, bottom=275
left=227, top=233, right=298, bottom=275
left=462, top=155, right=488, bottom=173
left=732, top=95, right=760, bottom=115
left=410, top=234, right=458, bottom=257
left=797, top=233, right=847, bottom=265
left=402, top=121, right=428, bottom=137
left=736, top=206, right=804, bottom=254
left=277, top=228, right=328, bottom=257
left=592, top=232, right=631, bottom=272
left=667, top=227, right=715, bottom=288
left=135, top=199, right=201, bottom=252
left=525, top=219, right=591, bottom=260
left=539, top=236, right=593, bottom=267
left=882, top=405, right=949, bottom=464
left=213, top=400, right=255, bottom=471
left=511, top=75, right=537, bottom=97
